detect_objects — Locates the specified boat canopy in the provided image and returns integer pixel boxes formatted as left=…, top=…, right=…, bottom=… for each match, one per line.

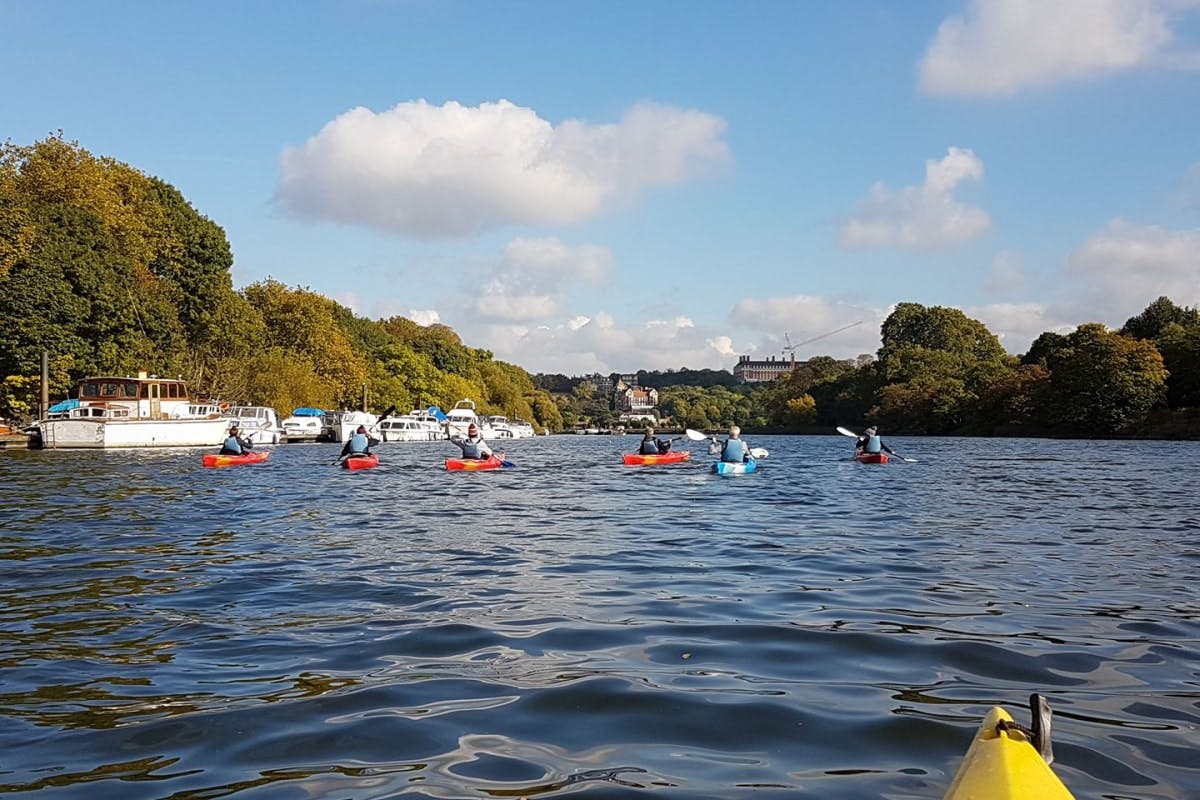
left=290, top=407, right=325, bottom=416
left=48, top=398, right=81, bottom=413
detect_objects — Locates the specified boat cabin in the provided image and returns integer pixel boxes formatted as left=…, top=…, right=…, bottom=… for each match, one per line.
left=70, top=374, right=196, bottom=420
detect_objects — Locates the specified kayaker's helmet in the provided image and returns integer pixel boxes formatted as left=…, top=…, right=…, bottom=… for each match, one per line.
left=468, top=423, right=478, bottom=435
left=729, top=426, right=740, bottom=438
left=356, top=425, right=367, bottom=434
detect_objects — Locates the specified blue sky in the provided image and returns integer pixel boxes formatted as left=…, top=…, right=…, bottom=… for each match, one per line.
left=5, top=1, right=1199, bottom=374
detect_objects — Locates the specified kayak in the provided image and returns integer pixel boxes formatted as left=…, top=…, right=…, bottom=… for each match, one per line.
left=623, top=450, right=691, bottom=466
left=856, top=450, right=888, bottom=464
left=341, top=453, right=379, bottom=470
left=202, top=450, right=271, bottom=468
left=446, top=454, right=505, bottom=471
left=712, top=458, right=756, bottom=475
left=945, top=706, right=1074, bottom=800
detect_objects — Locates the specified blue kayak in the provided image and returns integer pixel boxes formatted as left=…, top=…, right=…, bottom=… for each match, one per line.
left=712, top=458, right=757, bottom=475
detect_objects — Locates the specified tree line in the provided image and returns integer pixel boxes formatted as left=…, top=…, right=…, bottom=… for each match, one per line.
left=4, top=136, right=1195, bottom=439
left=0, top=136, right=563, bottom=431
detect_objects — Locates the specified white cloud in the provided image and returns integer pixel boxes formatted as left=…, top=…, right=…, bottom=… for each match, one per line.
left=472, top=237, right=614, bottom=322
left=966, top=302, right=1075, bottom=354
left=984, top=250, right=1029, bottom=293
left=729, top=294, right=886, bottom=358
left=451, top=312, right=743, bottom=374
left=1064, top=218, right=1200, bottom=315
left=840, top=148, right=991, bottom=249
left=919, top=0, right=1192, bottom=96
left=406, top=309, right=441, bottom=326
left=275, top=99, right=730, bottom=238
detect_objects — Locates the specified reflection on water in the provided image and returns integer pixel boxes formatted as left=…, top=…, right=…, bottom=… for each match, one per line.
left=1, top=436, right=1198, bottom=798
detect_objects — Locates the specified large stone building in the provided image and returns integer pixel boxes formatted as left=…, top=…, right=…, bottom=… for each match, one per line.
left=733, top=355, right=795, bottom=383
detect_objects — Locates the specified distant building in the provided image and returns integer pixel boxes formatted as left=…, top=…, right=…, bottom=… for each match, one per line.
left=733, top=355, right=795, bottom=383
left=579, top=372, right=614, bottom=397
left=612, top=376, right=658, bottom=412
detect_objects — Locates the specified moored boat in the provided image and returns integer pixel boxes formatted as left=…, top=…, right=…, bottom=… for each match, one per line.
left=281, top=408, right=326, bottom=442
left=202, top=450, right=271, bottom=468
left=855, top=450, right=888, bottom=464
left=224, top=405, right=284, bottom=445
left=380, top=412, right=443, bottom=442
left=446, top=454, right=505, bottom=471
left=31, top=373, right=230, bottom=449
left=944, top=704, right=1074, bottom=799
left=712, top=458, right=756, bottom=475
left=623, top=450, right=691, bottom=466
left=341, top=453, right=380, bottom=470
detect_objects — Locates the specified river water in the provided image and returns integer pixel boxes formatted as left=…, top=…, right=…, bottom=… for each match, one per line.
left=1, top=435, right=1197, bottom=799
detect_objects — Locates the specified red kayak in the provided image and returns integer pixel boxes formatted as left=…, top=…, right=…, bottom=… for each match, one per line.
left=341, top=453, right=380, bottom=470
left=446, top=454, right=505, bottom=471
left=623, top=450, right=691, bottom=466
left=203, top=450, right=271, bottom=468
left=855, top=450, right=888, bottom=464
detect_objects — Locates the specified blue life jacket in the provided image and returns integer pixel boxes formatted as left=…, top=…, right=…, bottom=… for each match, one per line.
left=721, top=438, right=748, bottom=463
left=460, top=437, right=484, bottom=459
left=222, top=436, right=243, bottom=454
left=865, top=435, right=882, bottom=454
left=348, top=432, right=370, bottom=454
left=639, top=438, right=660, bottom=455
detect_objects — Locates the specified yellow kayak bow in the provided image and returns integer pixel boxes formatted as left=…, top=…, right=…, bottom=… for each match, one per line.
left=944, top=700, right=1075, bottom=799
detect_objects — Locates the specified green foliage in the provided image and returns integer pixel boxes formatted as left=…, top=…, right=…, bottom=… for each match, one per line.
left=1121, top=296, right=1200, bottom=341
left=1154, top=323, right=1200, bottom=408
left=1042, top=323, right=1168, bottom=433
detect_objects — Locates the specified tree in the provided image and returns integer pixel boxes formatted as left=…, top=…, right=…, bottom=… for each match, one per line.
left=1042, top=323, right=1168, bottom=434
left=1120, top=296, right=1200, bottom=341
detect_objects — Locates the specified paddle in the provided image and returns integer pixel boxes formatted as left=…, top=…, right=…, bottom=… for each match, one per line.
left=749, top=447, right=769, bottom=459
left=836, top=426, right=918, bottom=462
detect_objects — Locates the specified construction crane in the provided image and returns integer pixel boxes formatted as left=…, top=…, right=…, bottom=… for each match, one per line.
left=783, top=321, right=865, bottom=365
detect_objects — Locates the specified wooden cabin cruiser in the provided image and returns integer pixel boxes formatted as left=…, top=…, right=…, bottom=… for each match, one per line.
left=32, top=373, right=230, bottom=449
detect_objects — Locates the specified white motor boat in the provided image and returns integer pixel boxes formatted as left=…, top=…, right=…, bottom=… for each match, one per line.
left=379, top=412, right=443, bottom=442
left=225, top=405, right=284, bottom=445
left=444, top=399, right=497, bottom=439
left=332, top=410, right=380, bottom=442
left=32, top=373, right=230, bottom=449
left=281, top=408, right=326, bottom=442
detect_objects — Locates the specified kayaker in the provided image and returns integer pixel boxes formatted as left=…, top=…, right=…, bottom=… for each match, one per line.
left=855, top=426, right=895, bottom=457
left=638, top=428, right=669, bottom=455
left=447, top=422, right=493, bottom=460
left=218, top=425, right=253, bottom=455
left=340, top=424, right=378, bottom=458
left=717, top=426, right=751, bottom=463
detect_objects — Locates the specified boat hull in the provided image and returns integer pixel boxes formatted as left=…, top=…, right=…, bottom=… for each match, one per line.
left=855, top=450, right=888, bottom=464
left=944, top=707, right=1074, bottom=799
left=341, top=453, right=379, bottom=470
left=446, top=455, right=504, bottom=471
left=623, top=451, right=691, bottom=466
left=38, top=418, right=230, bottom=449
left=712, top=458, right=756, bottom=475
left=202, top=450, right=271, bottom=468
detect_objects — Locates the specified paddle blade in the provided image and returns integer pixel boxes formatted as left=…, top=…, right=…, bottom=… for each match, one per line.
left=427, top=406, right=448, bottom=423
left=749, top=447, right=769, bottom=459
left=500, top=459, right=515, bottom=468
left=836, top=426, right=858, bottom=437
left=684, top=429, right=708, bottom=441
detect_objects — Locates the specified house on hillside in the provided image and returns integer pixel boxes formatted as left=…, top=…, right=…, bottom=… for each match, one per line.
left=733, top=355, right=795, bottom=383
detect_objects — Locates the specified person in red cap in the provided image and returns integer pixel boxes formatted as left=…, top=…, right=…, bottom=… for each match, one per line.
left=446, top=420, right=493, bottom=460
left=340, top=423, right=379, bottom=458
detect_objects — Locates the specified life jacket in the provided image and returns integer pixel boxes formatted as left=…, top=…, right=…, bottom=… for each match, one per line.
left=347, top=432, right=370, bottom=454
left=865, top=435, right=882, bottom=454
left=460, top=436, right=484, bottom=459
left=721, top=438, right=748, bottom=463
left=222, top=436, right=244, bottom=454
left=639, top=438, right=660, bottom=455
